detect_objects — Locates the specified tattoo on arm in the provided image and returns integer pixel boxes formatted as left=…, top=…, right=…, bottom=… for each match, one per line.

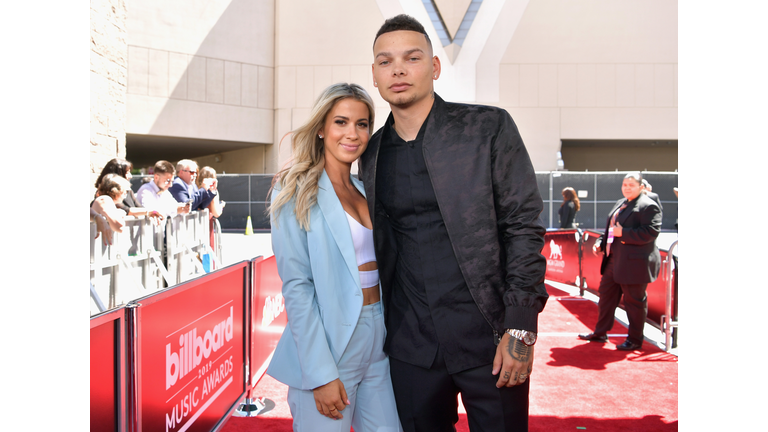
left=507, top=338, right=531, bottom=362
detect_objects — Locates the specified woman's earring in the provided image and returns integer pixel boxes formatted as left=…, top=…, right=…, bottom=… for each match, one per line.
left=318, top=134, right=323, bottom=139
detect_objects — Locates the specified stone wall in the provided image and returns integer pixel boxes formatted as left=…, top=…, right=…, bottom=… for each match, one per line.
left=90, top=0, right=128, bottom=194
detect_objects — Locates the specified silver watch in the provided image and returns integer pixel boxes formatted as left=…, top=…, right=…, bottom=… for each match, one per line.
left=506, top=329, right=537, bottom=346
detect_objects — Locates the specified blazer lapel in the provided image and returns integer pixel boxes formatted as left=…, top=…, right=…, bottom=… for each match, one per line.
left=617, top=198, right=638, bottom=225
left=316, top=170, right=360, bottom=288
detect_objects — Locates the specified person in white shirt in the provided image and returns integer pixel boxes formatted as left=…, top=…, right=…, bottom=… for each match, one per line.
left=137, top=160, right=191, bottom=217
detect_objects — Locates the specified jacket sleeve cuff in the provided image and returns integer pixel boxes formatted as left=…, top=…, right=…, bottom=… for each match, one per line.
left=504, top=305, right=541, bottom=333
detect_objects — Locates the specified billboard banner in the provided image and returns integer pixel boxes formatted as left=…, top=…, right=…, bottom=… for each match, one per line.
left=250, top=256, right=287, bottom=387
left=543, top=229, right=582, bottom=287
left=91, top=308, right=127, bottom=432
left=134, top=262, right=248, bottom=432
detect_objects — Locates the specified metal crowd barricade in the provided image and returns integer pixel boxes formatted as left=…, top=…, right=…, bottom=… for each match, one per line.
left=90, top=210, right=219, bottom=316
left=165, top=209, right=219, bottom=285
left=90, top=215, right=168, bottom=313
left=661, top=241, right=679, bottom=352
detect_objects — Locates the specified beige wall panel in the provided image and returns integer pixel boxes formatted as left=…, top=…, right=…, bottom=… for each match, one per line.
left=634, top=64, right=654, bottom=107
left=127, top=46, right=149, bottom=95
left=127, top=94, right=273, bottom=143
left=276, top=0, right=383, bottom=66
left=502, top=107, right=561, bottom=171
left=332, top=66, right=351, bottom=86
left=595, top=64, right=616, bottom=107
left=577, top=64, right=596, bottom=107
left=498, top=64, right=520, bottom=107
left=224, top=61, right=242, bottom=106
left=519, top=65, right=538, bottom=107
left=169, top=52, right=190, bottom=99
left=271, top=108, right=294, bottom=172
left=188, top=56, right=207, bottom=101
left=502, top=0, right=677, bottom=64
left=654, top=64, right=674, bottom=107
left=538, top=65, right=558, bottom=107
left=148, top=49, right=169, bottom=97
left=295, top=66, right=315, bottom=108
left=242, top=64, right=259, bottom=108
left=277, top=66, right=296, bottom=109
left=673, top=64, right=678, bottom=107
left=557, top=64, right=577, bottom=107
left=561, top=107, right=678, bottom=140
left=615, top=64, right=635, bottom=107
left=127, top=0, right=274, bottom=66
left=291, top=108, right=311, bottom=131
left=313, top=66, right=334, bottom=101
left=258, top=67, right=274, bottom=109
left=350, top=65, right=382, bottom=110
left=206, top=58, right=225, bottom=103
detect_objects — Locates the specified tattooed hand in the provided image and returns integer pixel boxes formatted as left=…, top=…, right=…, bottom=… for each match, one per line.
left=492, top=333, right=534, bottom=387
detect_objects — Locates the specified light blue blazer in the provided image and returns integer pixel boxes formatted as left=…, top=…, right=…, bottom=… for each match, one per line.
left=266, top=170, right=371, bottom=390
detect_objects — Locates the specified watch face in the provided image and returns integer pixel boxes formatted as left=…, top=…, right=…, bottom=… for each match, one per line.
left=524, top=332, right=537, bottom=346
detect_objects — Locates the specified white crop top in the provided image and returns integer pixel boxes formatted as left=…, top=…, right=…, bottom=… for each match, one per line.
left=345, top=212, right=379, bottom=289
left=345, top=212, right=376, bottom=266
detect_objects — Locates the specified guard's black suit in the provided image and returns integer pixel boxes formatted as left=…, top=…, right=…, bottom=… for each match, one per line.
left=592, top=193, right=661, bottom=345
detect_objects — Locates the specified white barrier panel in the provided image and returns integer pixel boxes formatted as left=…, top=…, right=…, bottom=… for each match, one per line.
left=90, top=210, right=215, bottom=316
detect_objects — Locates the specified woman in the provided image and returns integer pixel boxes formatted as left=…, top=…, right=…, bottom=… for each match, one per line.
left=92, top=173, right=134, bottom=234
left=558, top=186, right=580, bottom=229
left=95, top=158, right=160, bottom=220
left=195, top=166, right=225, bottom=218
left=266, top=83, right=401, bottom=432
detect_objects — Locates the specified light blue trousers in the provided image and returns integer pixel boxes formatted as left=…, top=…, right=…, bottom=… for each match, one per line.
left=287, top=302, right=402, bottom=432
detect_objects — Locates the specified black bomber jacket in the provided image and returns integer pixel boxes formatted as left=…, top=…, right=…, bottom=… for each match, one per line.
left=359, top=94, right=549, bottom=337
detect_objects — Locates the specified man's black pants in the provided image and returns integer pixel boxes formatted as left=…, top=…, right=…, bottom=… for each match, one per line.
left=389, top=347, right=530, bottom=432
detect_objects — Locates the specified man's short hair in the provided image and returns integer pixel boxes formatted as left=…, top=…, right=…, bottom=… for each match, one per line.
left=625, top=171, right=643, bottom=184
left=373, top=14, right=432, bottom=50
left=176, top=159, right=197, bottom=173
left=154, top=160, right=175, bottom=175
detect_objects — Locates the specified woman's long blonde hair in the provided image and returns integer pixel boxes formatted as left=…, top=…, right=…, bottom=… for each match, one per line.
left=269, top=83, right=375, bottom=230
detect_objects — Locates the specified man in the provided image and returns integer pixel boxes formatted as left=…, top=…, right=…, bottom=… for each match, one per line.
left=137, top=160, right=191, bottom=217
left=169, top=159, right=217, bottom=211
left=359, top=15, right=548, bottom=431
left=641, top=178, right=663, bottom=211
left=579, top=172, right=662, bottom=351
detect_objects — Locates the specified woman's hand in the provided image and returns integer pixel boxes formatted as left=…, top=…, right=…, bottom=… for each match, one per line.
left=312, top=378, right=350, bottom=420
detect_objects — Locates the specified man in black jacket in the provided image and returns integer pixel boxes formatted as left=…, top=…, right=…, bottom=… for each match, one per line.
left=359, top=14, right=548, bottom=432
left=579, top=172, right=662, bottom=350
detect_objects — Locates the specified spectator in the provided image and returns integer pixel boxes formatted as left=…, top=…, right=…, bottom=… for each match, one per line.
left=91, top=173, right=132, bottom=235
left=94, top=157, right=161, bottom=220
left=169, top=159, right=217, bottom=211
left=136, top=160, right=191, bottom=217
left=558, top=187, right=580, bottom=229
left=195, top=166, right=225, bottom=218
left=641, top=179, right=663, bottom=211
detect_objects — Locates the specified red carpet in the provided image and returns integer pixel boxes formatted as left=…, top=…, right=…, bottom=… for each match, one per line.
left=221, top=285, right=678, bottom=431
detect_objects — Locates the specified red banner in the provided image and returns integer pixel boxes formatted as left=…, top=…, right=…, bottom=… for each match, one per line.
left=543, top=229, right=582, bottom=286
left=250, top=256, right=287, bottom=387
left=91, top=308, right=126, bottom=432
left=134, top=262, right=247, bottom=432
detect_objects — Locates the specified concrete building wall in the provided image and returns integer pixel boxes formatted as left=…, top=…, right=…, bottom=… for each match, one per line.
left=111, top=0, right=677, bottom=174
left=90, top=0, right=128, bottom=195
left=125, top=0, right=275, bottom=158
left=478, top=0, right=678, bottom=170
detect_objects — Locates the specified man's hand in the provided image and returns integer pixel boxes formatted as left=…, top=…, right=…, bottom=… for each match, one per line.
left=592, top=243, right=601, bottom=256
left=613, top=222, right=623, bottom=237
left=312, top=378, right=350, bottom=420
left=492, top=332, right=534, bottom=387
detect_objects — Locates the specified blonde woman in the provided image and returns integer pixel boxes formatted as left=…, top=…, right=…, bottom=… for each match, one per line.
left=266, top=83, right=401, bottom=432
left=195, top=166, right=225, bottom=218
